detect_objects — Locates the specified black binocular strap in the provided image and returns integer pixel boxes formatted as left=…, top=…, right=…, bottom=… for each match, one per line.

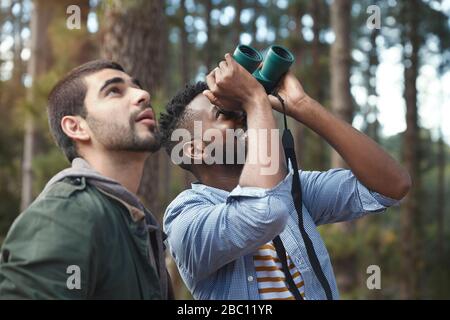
left=273, top=235, right=303, bottom=300
left=272, top=92, right=333, bottom=300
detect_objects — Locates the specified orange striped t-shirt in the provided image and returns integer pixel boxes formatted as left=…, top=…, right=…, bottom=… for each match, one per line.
left=253, top=241, right=305, bottom=300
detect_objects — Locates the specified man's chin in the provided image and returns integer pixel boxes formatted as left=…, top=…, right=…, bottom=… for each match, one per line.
left=120, top=138, right=161, bottom=154
left=139, top=139, right=161, bottom=153
left=147, top=142, right=161, bottom=153
left=137, top=131, right=161, bottom=152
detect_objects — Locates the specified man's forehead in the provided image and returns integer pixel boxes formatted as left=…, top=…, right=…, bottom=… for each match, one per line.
left=188, top=93, right=213, bottom=114
left=84, top=68, right=130, bottom=88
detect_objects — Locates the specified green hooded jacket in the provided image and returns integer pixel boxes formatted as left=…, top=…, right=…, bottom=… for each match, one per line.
left=0, top=159, right=171, bottom=299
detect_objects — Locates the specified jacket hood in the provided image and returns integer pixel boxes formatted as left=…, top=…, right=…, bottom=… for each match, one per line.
left=43, top=157, right=158, bottom=225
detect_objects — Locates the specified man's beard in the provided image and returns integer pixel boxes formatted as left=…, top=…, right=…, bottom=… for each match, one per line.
left=86, top=112, right=161, bottom=153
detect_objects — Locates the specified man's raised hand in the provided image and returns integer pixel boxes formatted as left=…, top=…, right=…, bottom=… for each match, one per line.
left=203, top=53, right=265, bottom=112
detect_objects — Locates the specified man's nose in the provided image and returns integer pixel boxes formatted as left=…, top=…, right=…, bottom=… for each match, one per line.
left=134, top=88, right=151, bottom=106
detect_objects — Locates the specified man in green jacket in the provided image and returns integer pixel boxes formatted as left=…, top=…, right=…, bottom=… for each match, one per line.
left=0, top=60, right=172, bottom=299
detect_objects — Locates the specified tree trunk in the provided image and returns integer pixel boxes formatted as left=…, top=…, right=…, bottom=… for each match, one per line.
left=178, top=0, right=195, bottom=189
left=400, top=0, right=422, bottom=300
left=309, top=0, right=327, bottom=170
left=233, top=0, right=243, bottom=44
left=364, top=1, right=380, bottom=143
left=180, top=0, right=190, bottom=85
left=20, top=0, right=53, bottom=210
left=250, top=0, right=259, bottom=46
left=204, top=0, right=213, bottom=70
left=329, top=0, right=357, bottom=295
left=101, top=0, right=166, bottom=217
left=311, top=0, right=322, bottom=102
left=12, top=0, right=25, bottom=86
left=436, top=132, right=445, bottom=263
left=436, top=128, right=445, bottom=298
left=330, top=0, right=352, bottom=169
left=288, top=2, right=306, bottom=168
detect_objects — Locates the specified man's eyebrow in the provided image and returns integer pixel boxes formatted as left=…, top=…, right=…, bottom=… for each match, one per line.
left=131, top=78, right=142, bottom=89
left=99, top=77, right=125, bottom=93
left=212, top=104, right=237, bottom=116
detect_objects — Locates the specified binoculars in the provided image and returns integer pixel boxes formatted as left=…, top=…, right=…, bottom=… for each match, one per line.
left=233, top=44, right=295, bottom=93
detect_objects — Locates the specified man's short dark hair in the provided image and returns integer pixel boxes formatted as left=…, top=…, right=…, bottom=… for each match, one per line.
left=47, top=59, right=125, bottom=162
left=159, top=81, right=208, bottom=171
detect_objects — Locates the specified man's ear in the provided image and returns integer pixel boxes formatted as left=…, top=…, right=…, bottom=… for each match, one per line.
left=61, top=115, right=90, bottom=142
left=182, top=139, right=205, bottom=164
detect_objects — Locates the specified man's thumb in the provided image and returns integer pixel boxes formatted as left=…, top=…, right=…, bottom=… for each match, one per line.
left=203, top=90, right=218, bottom=104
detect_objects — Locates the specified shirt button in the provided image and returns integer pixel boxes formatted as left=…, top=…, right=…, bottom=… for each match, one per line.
left=247, top=276, right=254, bottom=282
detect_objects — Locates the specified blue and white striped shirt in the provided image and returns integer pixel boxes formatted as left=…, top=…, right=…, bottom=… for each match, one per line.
left=163, top=169, right=399, bottom=300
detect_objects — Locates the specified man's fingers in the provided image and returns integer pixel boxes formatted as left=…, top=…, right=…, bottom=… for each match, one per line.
left=206, top=67, right=226, bottom=96
left=214, top=66, right=224, bottom=85
left=203, top=89, right=222, bottom=106
left=206, top=68, right=218, bottom=91
left=203, top=90, right=225, bottom=108
left=203, top=90, right=218, bottom=104
left=224, top=53, right=234, bottom=65
left=218, top=61, right=228, bottom=71
left=224, top=53, right=238, bottom=73
left=206, top=67, right=217, bottom=77
left=206, top=68, right=216, bottom=82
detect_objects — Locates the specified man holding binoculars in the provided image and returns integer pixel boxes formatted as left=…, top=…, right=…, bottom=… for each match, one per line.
left=160, top=46, right=411, bottom=300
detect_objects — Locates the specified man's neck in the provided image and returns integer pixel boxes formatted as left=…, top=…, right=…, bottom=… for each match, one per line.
left=196, top=165, right=243, bottom=192
left=83, top=151, right=148, bottom=194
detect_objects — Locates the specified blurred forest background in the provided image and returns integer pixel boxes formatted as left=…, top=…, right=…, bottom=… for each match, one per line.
left=0, top=0, right=449, bottom=299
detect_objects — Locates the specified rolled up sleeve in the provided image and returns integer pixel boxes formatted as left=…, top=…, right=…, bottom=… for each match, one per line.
left=300, top=168, right=400, bottom=226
